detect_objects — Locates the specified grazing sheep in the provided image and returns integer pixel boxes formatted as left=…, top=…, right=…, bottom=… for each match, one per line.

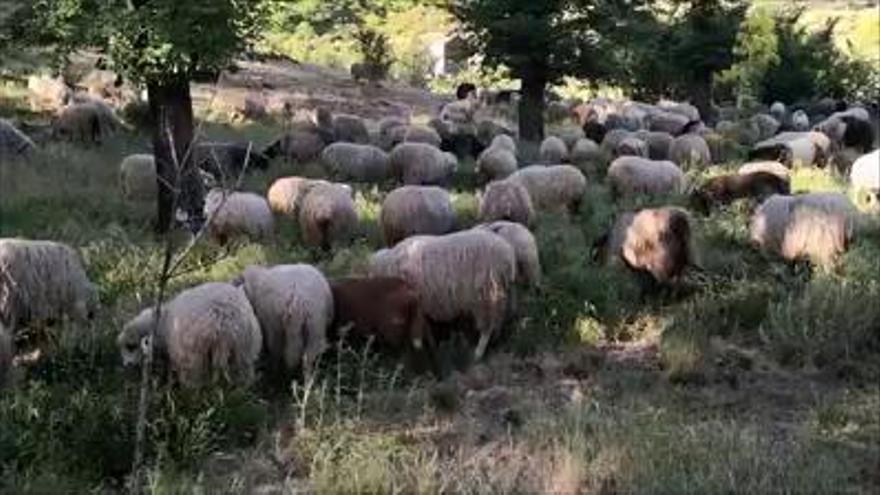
left=53, top=101, right=122, bottom=143
left=476, top=119, right=515, bottom=149
left=380, top=186, right=456, bottom=246
left=616, top=136, right=649, bottom=158
left=490, top=134, right=517, bottom=154
left=646, top=110, right=689, bottom=135
left=369, top=229, right=516, bottom=360
left=332, top=114, right=370, bottom=144
left=0, top=325, right=11, bottom=388
left=379, top=116, right=408, bottom=137
left=27, top=75, right=70, bottom=112
left=479, top=179, right=535, bottom=226
left=749, top=133, right=823, bottom=168
left=0, top=239, right=98, bottom=334
left=540, top=135, right=569, bottom=163
left=600, top=128, right=632, bottom=158
left=569, top=138, right=603, bottom=173
left=669, top=134, right=711, bottom=169
left=607, top=156, right=685, bottom=199
left=195, top=142, right=270, bottom=180
left=849, top=149, right=879, bottom=206
left=750, top=193, right=858, bottom=266
left=738, top=161, right=791, bottom=181
left=750, top=113, right=781, bottom=141
left=791, top=110, right=810, bottom=131
left=240, top=264, right=332, bottom=379
left=389, top=142, right=458, bottom=185
left=476, top=221, right=541, bottom=287
left=691, top=172, right=790, bottom=213
left=119, top=154, right=157, bottom=201
left=298, top=181, right=358, bottom=249
left=553, top=127, right=587, bottom=151
left=599, top=207, right=695, bottom=285
left=508, top=165, right=586, bottom=213
left=404, top=125, right=443, bottom=148
left=330, top=277, right=434, bottom=371
left=266, top=176, right=332, bottom=217
left=118, top=282, right=261, bottom=388
left=321, top=142, right=390, bottom=183
left=633, top=130, right=673, bottom=161
left=702, top=131, right=739, bottom=164
left=659, top=101, right=701, bottom=122
left=476, top=145, right=518, bottom=182
left=263, top=131, right=326, bottom=163
left=0, top=119, right=36, bottom=159
left=204, top=189, right=275, bottom=243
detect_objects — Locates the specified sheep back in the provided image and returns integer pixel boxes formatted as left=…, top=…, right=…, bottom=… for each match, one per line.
left=479, top=179, right=535, bottom=226
left=669, top=134, right=711, bottom=170
left=205, top=189, right=275, bottom=243
left=539, top=136, right=568, bottom=164
left=476, top=221, right=541, bottom=287
left=607, top=156, right=685, bottom=198
left=380, top=186, right=456, bottom=246
left=119, top=154, right=157, bottom=201
left=508, top=165, right=586, bottom=213
left=389, top=142, right=457, bottom=186
left=321, top=142, right=390, bottom=183
left=298, top=182, right=358, bottom=248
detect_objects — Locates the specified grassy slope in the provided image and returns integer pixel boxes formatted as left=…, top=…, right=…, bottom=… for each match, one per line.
left=1, top=88, right=879, bottom=493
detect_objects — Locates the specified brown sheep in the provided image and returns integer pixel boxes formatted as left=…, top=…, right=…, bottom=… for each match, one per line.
left=691, top=171, right=790, bottom=213
left=330, top=277, right=438, bottom=374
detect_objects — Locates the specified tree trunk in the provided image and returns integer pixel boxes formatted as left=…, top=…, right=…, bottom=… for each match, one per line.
left=518, top=69, right=547, bottom=162
left=147, top=77, right=204, bottom=234
left=691, top=76, right=715, bottom=126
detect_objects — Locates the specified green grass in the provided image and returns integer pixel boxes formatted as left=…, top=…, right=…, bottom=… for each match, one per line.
left=2, top=86, right=880, bottom=492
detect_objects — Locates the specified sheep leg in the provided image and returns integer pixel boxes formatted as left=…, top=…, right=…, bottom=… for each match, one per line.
left=473, top=331, right=491, bottom=361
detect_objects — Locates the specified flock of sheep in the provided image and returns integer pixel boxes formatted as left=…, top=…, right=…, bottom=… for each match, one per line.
left=1, top=74, right=879, bottom=390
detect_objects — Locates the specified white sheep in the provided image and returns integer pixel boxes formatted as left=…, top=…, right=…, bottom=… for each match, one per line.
left=321, top=142, right=390, bottom=183
left=263, top=131, right=327, bottom=163
left=770, top=101, right=786, bottom=123
left=0, top=239, right=98, bottom=334
left=750, top=113, right=781, bottom=141
left=240, top=264, right=332, bottom=379
left=569, top=138, right=602, bottom=171
left=633, top=130, right=673, bottom=161
left=539, top=135, right=568, bottom=164
left=791, top=110, right=810, bottom=131
left=658, top=101, right=700, bottom=122
left=616, top=136, right=649, bottom=158
left=850, top=149, right=879, bottom=207
left=490, top=134, right=517, bottom=154
left=118, top=154, right=156, bottom=201
left=0, top=119, right=36, bottom=159
left=118, top=282, right=261, bottom=388
left=403, top=125, right=443, bottom=148
left=738, top=161, right=791, bottom=181
left=380, top=186, right=456, bottom=246
left=508, top=165, right=587, bottom=213
left=265, top=176, right=343, bottom=217
left=669, top=133, right=711, bottom=169
left=750, top=193, right=858, bottom=266
left=369, top=229, right=516, bottom=360
left=646, top=110, right=689, bottom=135
left=553, top=127, right=587, bottom=151
left=204, top=189, right=275, bottom=243
left=389, top=142, right=458, bottom=185
left=751, top=133, right=822, bottom=167
left=479, top=178, right=535, bottom=226
left=476, top=221, right=541, bottom=287
left=298, top=181, right=358, bottom=249
left=476, top=145, right=518, bottom=182
left=607, top=156, right=685, bottom=198
left=54, top=100, right=123, bottom=143
left=332, top=113, right=370, bottom=143
left=600, top=128, right=633, bottom=158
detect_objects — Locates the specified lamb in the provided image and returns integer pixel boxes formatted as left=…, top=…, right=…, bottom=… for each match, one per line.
left=404, top=125, right=443, bottom=148
left=240, top=264, right=332, bottom=379
left=53, top=101, right=122, bottom=143
left=476, top=221, right=541, bottom=287
left=332, top=114, right=371, bottom=144
left=633, top=130, right=673, bottom=160
left=669, top=133, right=711, bottom=169
left=691, top=171, right=790, bottom=213
left=263, top=131, right=327, bottom=163
left=606, top=156, right=685, bottom=199
left=380, top=186, right=456, bottom=246
left=0, top=119, right=36, bottom=159
left=204, top=189, right=275, bottom=243
left=0, top=325, right=11, bottom=387
left=329, top=277, right=435, bottom=372
left=195, top=142, right=270, bottom=181
left=738, top=161, right=791, bottom=181
left=616, top=136, right=649, bottom=158
left=389, top=142, right=458, bottom=185
left=298, top=181, right=358, bottom=249
left=0, top=239, right=98, bottom=334
left=369, top=229, right=517, bottom=360
left=539, top=135, right=569, bottom=163
left=750, top=193, right=858, bottom=266
left=479, top=179, right=535, bottom=226
left=119, top=154, right=157, bottom=201
left=321, top=142, right=390, bottom=183
left=508, top=165, right=587, bottom=213
left=118, top=282, right=261, bottom=388
left=849, top=149, right=879, bottom=206
left=476, top=145, right=518, bottom=182
left=597, top=207, right=695, bottom=285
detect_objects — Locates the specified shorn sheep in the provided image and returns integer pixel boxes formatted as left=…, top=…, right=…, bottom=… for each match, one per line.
left=380, top=186, right=456, bottom=246
left=597, top=207, right=696, bottom=286
left=0, top=239, right=98, bottom=334
left=476, top=221, right=541, bottom=287
left=0, top=119, right=36, bottom=159
left=204, top=189, right=275, bottom=243
left=849, top=149, right=879, bottom=207
left=321, top=142, right=390, bottom=183
left=118, top=282, right=261, bottom=388
left=540, top=135, right=568, bottom=164
left=508, top=165, right=586, bottom=213
left=330, top=277, right=435, bottom=373
left=369, top=229, right=517, bottom=360
left=476, top=144, right=518, bottom=182
left=669, top=133, right=711, bottom=169
left=118, top=154, right=156, bottom=201
left=691, top=171, right=790, bottom=213
left=479, top=178, right=536, bottom=226
left=240, top=264, right=332, bottom=379
left=607, top=156, right=685, bottom=199
left=750, top=193, right=858, bottom=266
left=390, top=142, right=458, bottom=186
left=298, top=181, right=358, bottom=249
